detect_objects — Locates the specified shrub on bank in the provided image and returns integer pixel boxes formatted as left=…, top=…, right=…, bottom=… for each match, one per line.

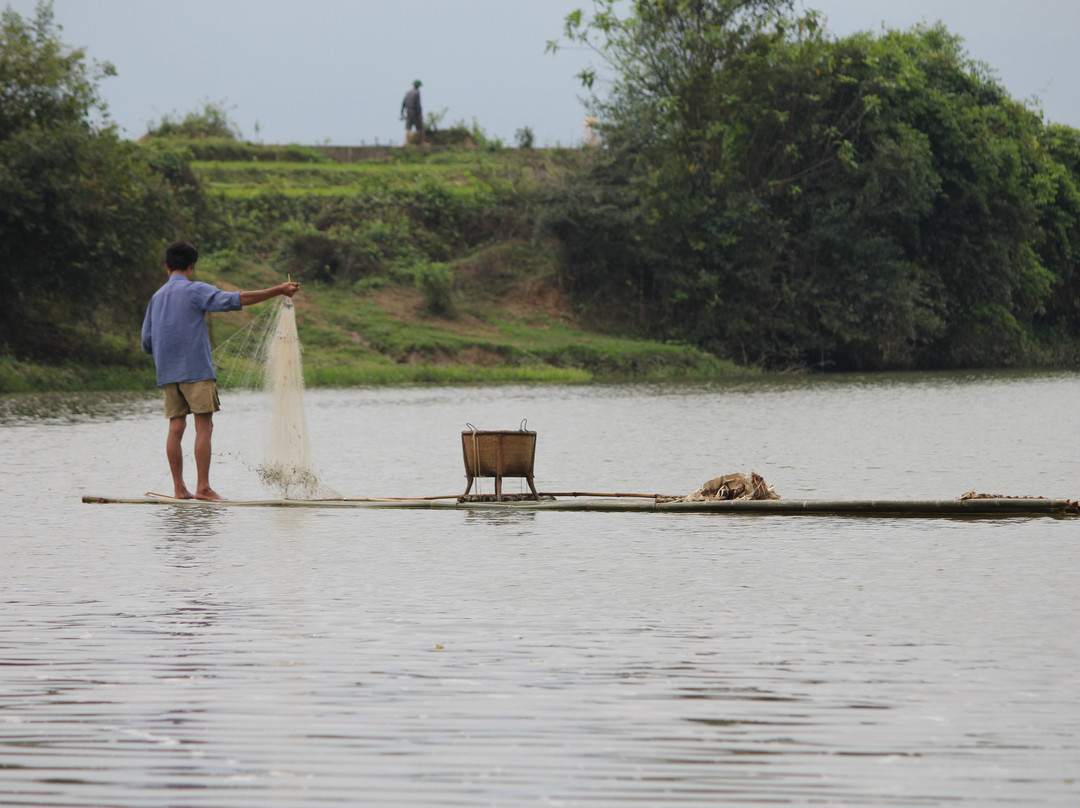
left=140, top=136, right=331, bottom=163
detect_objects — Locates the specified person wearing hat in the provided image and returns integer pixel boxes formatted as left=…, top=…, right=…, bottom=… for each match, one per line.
left=400, top=80, right=424, bottom=146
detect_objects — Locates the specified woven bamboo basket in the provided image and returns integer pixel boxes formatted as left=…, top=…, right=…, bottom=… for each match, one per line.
left=461, top=427, right=537, bottom=500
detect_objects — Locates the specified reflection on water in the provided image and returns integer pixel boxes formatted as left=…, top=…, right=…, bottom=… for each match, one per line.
left=155, top=507, right=227, bottom=569
left=0, top=389, right=158, bottom=425
left=157, top=502, right=228, bottom=538
left=462, top=508, right=538, bottom=529
left=2, top=374, right=1079, bottom=806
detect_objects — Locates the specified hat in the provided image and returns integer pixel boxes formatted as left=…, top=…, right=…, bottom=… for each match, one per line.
left=413, top=80, right=422, bottom=88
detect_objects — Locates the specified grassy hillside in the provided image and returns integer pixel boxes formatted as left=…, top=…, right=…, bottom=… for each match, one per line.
left=0, top=146, right=743, bottom=393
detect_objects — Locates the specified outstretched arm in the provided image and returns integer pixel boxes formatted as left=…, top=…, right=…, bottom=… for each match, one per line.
left=240, top=281, right=300, bottom=307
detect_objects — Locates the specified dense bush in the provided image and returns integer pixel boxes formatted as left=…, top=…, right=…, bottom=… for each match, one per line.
left=542, top=0, right=1080, bottom=369
left=200, top=177, right=519, bottom=285
left=141, top=102, right=330, bottom=162
left=423, top=126, right=475, bottom=147
left=145, top=100, right=240, bottom=140
left=0, top=2, right=181, bottom=362
left=155, top=137, right=331, bottom=163
left=415, top=262, right=457, bottom=317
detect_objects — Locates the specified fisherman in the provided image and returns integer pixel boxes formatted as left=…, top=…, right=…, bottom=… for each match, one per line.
left=141, top=241, right=300, bottom=500
left=401, top=79, right=424, bottom=146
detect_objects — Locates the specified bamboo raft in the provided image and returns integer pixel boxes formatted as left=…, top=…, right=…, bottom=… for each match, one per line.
left=81, top=493, right=1080, bottom=518
left=84, top=427, right=1078, bottom=518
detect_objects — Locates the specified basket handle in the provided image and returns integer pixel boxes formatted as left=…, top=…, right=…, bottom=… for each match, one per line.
left=519, top=418, right=528, bottom=432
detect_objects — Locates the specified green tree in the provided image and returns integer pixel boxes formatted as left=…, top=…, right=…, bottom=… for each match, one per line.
left=543, top=0, right=1080, bottom=369
left=0, top=0, right=109, bottom=138
left=1033, top=124, right=1080, bottom=346
left=543, top=0, right=797, bottom=349
left=0, top=1, right=181, bottom=362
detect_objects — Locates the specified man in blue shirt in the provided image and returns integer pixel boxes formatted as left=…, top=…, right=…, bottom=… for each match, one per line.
left=142, top=241, right=300, bottom=500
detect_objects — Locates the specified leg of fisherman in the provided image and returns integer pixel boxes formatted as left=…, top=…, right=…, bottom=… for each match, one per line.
left=192, top=411, right=222, bottom=501
left=176, top=380, right=224, bottom=501
left=166, top=415, right=193, bottom=499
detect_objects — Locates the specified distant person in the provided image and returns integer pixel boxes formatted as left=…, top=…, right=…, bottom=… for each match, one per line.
left=141, top=241, right=300, bottom=501
left=401, top=79, right=424, bottom=146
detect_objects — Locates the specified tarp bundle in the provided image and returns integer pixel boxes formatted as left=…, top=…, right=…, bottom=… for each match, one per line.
left=683, top=472, right=780, bottom=502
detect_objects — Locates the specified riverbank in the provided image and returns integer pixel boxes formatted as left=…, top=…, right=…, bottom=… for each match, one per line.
left=0, top=254, right=740, bottom=394
left=1, top=146, right=745, bottom=393
left=0, top=309, right=738, bottom=393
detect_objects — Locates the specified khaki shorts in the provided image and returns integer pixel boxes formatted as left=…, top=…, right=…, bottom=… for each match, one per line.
left=163, top=380, right=221, bottom=419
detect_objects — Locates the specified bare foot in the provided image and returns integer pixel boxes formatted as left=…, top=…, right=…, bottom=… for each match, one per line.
left=194, top=488, right=227, bottom=501
left=173, top=487, right=195, bottom=500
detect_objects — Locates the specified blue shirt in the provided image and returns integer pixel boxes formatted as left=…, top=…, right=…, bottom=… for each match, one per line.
left=141, top=273, right=242, bottom=386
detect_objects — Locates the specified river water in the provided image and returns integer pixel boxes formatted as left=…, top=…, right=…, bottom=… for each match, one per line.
left=2, top=371, right=1078, bottom=806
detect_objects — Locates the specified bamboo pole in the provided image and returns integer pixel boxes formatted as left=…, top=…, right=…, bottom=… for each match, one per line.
left=82, top=494, right=1079, bottom=516
left=342, top=495, right=461, bottom=502
left=537, top=491, right=662, bottom=499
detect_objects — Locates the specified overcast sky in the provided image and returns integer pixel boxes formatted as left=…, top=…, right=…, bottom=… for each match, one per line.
left=5, top=0, right=1079, bottom=147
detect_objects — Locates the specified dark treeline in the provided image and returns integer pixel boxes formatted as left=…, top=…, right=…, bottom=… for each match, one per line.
left=4, top=0, right=1080, bottom=375
left=539, top=0, right=1080, bottom=370
left=0, top=2, right=182, bottom=364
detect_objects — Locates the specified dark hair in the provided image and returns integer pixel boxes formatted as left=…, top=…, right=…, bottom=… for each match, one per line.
left=165, top=241, right=198, bottom=271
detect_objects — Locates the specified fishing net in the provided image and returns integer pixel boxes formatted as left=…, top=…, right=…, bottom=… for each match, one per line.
left=215, top=298, right=340, bottom=500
